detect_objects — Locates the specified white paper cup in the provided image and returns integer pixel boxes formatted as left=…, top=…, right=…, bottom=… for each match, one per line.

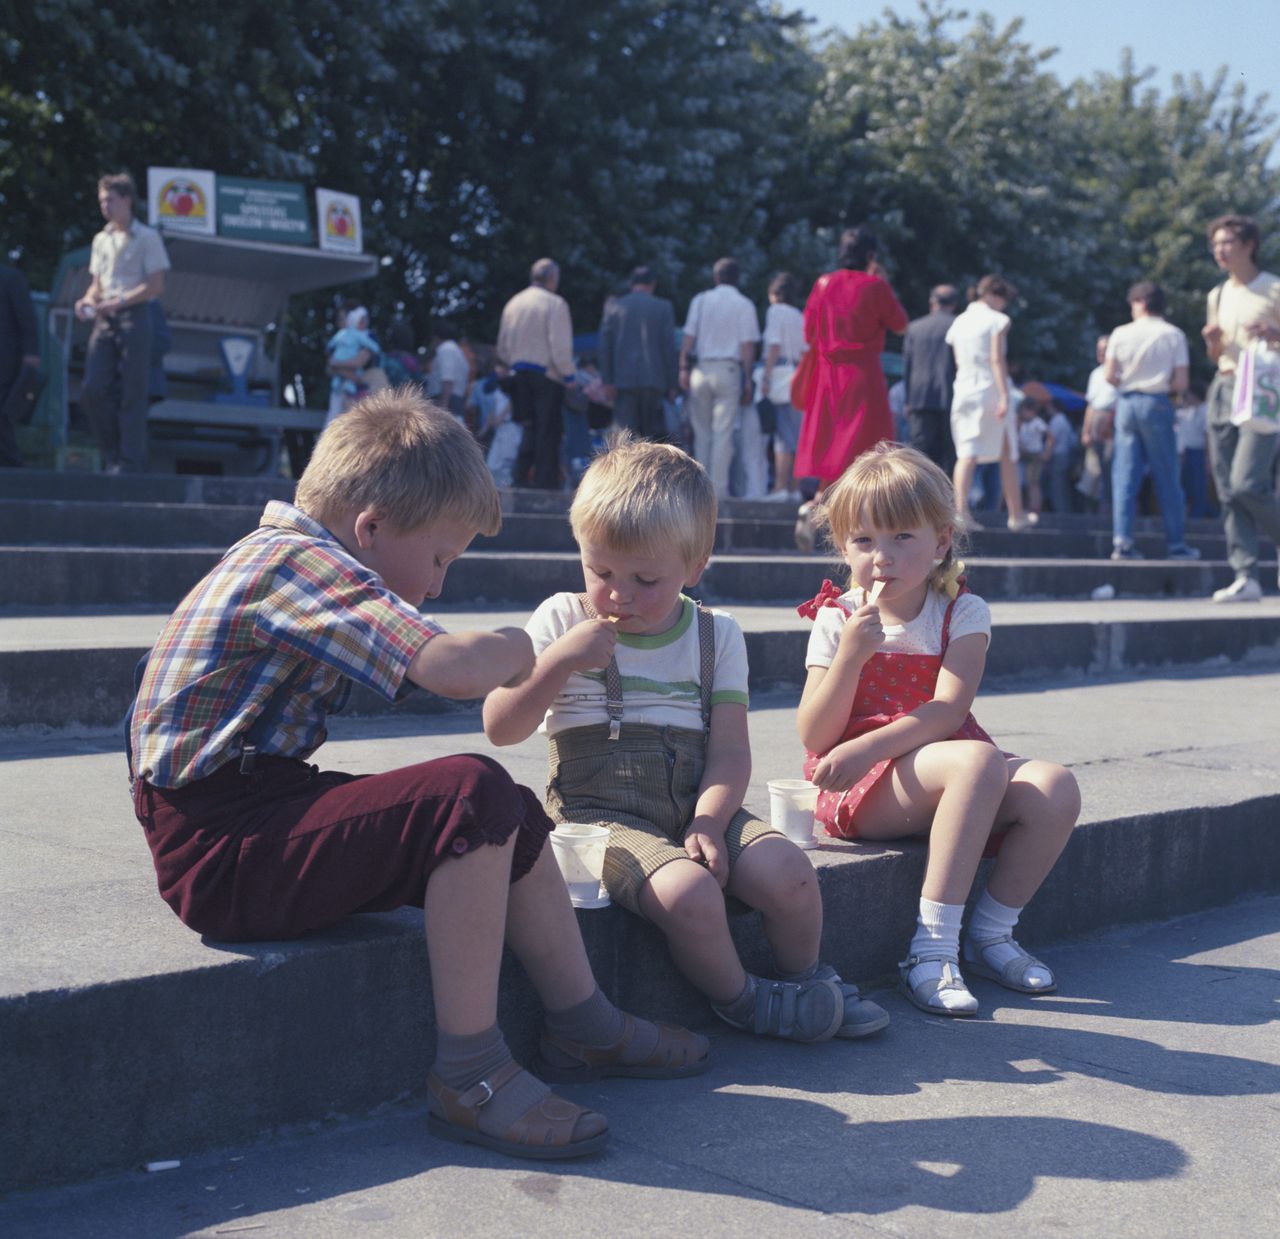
left=767, top=779, right=819, bottom=850
left=549, top=824, right=611, bottom=908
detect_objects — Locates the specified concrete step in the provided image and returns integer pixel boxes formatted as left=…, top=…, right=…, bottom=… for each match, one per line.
left=3, top=598, right=1279, bottom=730
left=3, top=667, right=1278, bottom=1191
left=0, top=497, right=1253, bottom=564
left=0, top=543, right=1254, bottom=610
left=0, top=467, right=1231, bottom=531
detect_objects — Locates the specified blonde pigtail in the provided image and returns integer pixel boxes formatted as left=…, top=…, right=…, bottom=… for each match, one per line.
left=937, top=555, right=966, bottom=600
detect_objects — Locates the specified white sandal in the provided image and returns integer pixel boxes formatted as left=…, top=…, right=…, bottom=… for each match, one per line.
left=898, top=954, right=978, bottom=1018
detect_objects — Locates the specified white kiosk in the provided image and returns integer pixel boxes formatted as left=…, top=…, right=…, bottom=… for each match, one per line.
left=46, top=229, right=377, bottom=474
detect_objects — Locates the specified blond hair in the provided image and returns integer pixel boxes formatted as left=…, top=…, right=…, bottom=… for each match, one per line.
left=295, top=387, right=501, bottom=536
left=818, top=443, right=967, bottom=597
left=570, top=433, right=716, bottom=569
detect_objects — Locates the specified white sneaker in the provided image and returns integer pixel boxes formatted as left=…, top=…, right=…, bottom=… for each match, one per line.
left=1212, top=575, right=1263, bottom=603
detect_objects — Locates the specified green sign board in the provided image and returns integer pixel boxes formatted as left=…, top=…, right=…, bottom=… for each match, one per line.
left=217, top=177, right=311, bottom=245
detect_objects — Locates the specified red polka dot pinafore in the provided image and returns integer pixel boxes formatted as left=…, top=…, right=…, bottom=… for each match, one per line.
left=801, top=585, right=1003, bottom=843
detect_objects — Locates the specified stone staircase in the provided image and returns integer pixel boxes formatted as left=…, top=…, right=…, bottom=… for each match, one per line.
left=1, top=467, right=1278, bottom=1193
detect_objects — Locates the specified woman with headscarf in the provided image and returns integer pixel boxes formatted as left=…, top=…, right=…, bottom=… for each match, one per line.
left=793, top=227, right=908, bottom=549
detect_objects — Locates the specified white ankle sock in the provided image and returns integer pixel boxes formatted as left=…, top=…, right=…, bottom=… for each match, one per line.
left=908, top=898, right=964, bottom=961
left=966, top=890, right=1053, bottom=988
left=967, top=889, right=1020, bottom=942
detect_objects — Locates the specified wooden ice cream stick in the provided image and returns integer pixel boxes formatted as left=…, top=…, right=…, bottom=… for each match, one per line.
left=868, top=579, right=886, bottom=603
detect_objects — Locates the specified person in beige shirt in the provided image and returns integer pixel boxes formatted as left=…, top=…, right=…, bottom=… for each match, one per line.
left=74, top=172, right=170, bottom=473
left=1201, top=213, right=1280, bottom=602
left=496, top=258, right=575, bottom=490
left=1103, top=281, right=1197, bottom=561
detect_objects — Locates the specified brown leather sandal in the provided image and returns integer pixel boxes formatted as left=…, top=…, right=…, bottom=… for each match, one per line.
left=426, top=1061, right=610, bottom=1160
left=534, top=1014, right=711, bottom=1083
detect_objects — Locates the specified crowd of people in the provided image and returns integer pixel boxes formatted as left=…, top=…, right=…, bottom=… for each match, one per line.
left=311, top=216, right=1277, bottom=612
left=2, top=179, right=1278, bottom=606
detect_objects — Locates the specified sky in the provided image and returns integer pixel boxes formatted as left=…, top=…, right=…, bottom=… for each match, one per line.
left=799, top=1, right=1277, bottom=102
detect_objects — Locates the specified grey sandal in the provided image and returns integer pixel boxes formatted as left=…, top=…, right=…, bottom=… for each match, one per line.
left=899, top=953, right=979, bottom=1017
left=713, top=975, right=844, bottom=1043
left=963, top=936, right=1057, bottom=994
left=811, top=963, right=891, bottom=1038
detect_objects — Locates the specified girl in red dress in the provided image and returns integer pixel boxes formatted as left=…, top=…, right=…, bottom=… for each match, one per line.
left=793, top=227, right=908, bottom=549
left=796, top=444, right=1080, bottom=1017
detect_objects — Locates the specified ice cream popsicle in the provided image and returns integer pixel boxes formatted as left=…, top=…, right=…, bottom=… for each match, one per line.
left=868, top=580, right=886, bottom=603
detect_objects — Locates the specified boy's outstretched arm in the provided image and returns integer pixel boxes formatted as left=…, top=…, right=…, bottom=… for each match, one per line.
left=685, top=702, right=751, bottom=887
left=483, top=618, right=618, bottom=746
left=408, top=628, right=535, bottom=701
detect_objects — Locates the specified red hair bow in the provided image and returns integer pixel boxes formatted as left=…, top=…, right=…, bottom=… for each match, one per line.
left=796, top=579, right=851, bottom=621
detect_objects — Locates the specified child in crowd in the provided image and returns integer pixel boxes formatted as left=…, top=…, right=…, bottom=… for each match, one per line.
left=1016, top=397, right=1052, bottom=515
left=1176, top=386, right=1213, bottom=518
left=796, top=444, right=1080, bottom=1017
left=468, top=345, right=523, bottom=488
left=325, top=306, right=382, bottom=424
left=484, top=435, right=889, bottom=1043
left=127, top=392, right=707, bottom=1161
left=1046, top=402, right=1078, bottom=514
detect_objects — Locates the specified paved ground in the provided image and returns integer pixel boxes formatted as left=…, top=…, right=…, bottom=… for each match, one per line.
left=2, top=893, right=1276, bottom=1238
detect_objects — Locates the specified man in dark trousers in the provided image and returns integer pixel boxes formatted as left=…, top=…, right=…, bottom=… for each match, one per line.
left=599, top=265, right=678, bottom=441
left=902, top=284, right=959, bottom=473
left=75, top=171, right=170, bottom=473
left=0, top=264, right=41, bottom=467
left=496, top=257, right=575, bottom=489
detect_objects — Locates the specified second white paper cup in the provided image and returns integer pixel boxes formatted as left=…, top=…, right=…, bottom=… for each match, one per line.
left=767, top=779, right=819, bottom=850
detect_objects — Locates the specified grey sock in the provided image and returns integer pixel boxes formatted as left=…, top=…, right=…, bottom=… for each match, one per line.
left=542, top=985, right=660, bottom=1066
left=779, top=962, right=820, bottom=983
left=431, top=1025, right=551, bottom=1137
left=714, top=974, right=758, bottom=1025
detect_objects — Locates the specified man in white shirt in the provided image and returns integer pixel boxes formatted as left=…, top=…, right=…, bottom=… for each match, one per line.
left=1104, top=281, right=1198, bottom=561
left=1201, top=213, right=1280, bottom=602
left=678, top=258, right=760, bottom=497
left=428, top=325, right=471, bottom=424
left=74, top=172, right=170, bottom=473
left=496, top=258, right=575, bottom=489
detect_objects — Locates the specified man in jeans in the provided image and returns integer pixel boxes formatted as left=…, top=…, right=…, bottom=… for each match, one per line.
left=1201, top=213, right=1280, bottom=602
left=75, top=172, right=170, bottom=473
left=1103, top=281, right=1200, bottom=561
left=679, top=258, right=760, bottom=497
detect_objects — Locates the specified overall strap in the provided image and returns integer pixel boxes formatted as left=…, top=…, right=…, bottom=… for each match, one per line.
left=578, top=594, right=624, bottom=740
left=236, top=660, right=315, bottom=773
left=695, top=601, right=715, bottom=736
left=938, top=584, right=970, bottom=655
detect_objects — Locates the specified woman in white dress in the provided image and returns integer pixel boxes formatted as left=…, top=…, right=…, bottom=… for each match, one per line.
left=946, top=275, right=1035, bottom=529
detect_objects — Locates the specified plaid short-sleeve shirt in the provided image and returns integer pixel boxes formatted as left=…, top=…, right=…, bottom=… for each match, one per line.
left=131, top=501, right=443, bottom=788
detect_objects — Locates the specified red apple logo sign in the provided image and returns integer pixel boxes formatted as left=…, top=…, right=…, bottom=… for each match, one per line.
left=159, top=177, right=208, bottom=221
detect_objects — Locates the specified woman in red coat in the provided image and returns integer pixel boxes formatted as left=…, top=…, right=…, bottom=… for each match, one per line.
left=794, top=227, right=908, bottom=549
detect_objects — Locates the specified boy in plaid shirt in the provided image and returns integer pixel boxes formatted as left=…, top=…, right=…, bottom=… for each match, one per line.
left=129, top=390, right=707, bottom=1161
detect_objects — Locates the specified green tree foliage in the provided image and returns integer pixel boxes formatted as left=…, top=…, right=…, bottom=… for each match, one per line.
left=1071, top=53, right=1280, bottom=377
left=2, top=0, right=1276, bottom=392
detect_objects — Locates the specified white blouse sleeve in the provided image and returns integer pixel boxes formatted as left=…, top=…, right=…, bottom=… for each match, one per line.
left=804, top=605, right=846, bottom=668
left=947, top=592, right=992, bottom=647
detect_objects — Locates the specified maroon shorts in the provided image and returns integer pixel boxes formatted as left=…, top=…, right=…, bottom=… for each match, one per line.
left=133, top=753, right=552, bottom=942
